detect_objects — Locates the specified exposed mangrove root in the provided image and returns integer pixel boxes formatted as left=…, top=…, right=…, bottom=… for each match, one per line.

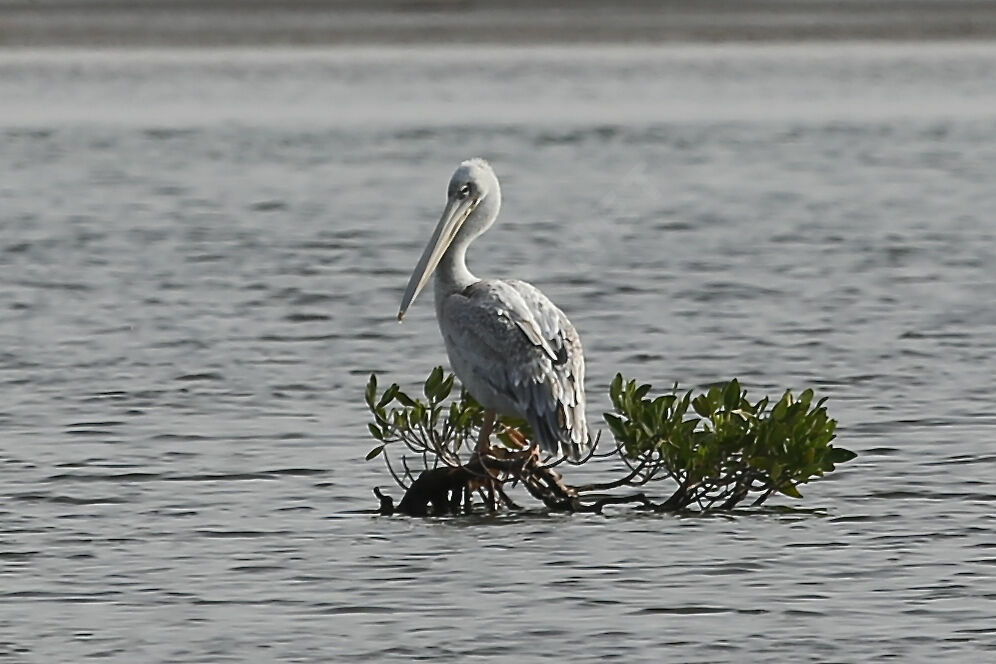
left=375, top=445, right=655, bottom=516
left=375, top=447, right=516, bottom=516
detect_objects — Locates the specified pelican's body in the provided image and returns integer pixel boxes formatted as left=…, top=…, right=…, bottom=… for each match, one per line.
left=399, top=159, right=589, bottom=460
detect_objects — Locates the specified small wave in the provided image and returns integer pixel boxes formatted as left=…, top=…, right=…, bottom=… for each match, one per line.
left=175, top=372, right=225, bottom=381
left=284, top=313, right=331, bottom=322
left=44, top=468, right=328, bottom=483
left=250, top=200, right=287, bottom=212
left=11, top=492, right=127, bottom=505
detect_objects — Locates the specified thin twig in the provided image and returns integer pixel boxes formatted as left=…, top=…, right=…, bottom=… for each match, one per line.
left=400, top=456, right=418, bottom=485
left=575, top=459, right=650, bottom=492
left=382, top=452, right=409, bottom=490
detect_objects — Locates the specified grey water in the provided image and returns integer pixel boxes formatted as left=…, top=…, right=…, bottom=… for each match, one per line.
left=2, top=43, right=996, bottom=662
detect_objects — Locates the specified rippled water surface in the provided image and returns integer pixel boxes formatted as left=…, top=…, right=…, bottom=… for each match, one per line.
left=2, top=44, right=996, bottom=662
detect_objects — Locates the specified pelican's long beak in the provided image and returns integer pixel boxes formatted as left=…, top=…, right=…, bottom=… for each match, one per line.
left=398, top=196, right=478, bottom=321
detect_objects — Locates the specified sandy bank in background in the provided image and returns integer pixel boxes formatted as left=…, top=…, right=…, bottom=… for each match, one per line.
left=2, top=0, right=996, bottom=47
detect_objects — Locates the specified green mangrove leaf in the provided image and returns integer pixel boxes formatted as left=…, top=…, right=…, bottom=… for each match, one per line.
left=827, top=446, right=858, bottom=463
left=424, top=366, right=444, bottom=400
left=772, top=391, right=791, bottom=420
left=395, top=390, right=418, bottom=407
left=610, top=373, right=623, bottom=398
left=604, top=412, right=627, bottom=442
left=376, top=383, right=399, bottom=409
left=723, top=379, right=741, bottom=411
left=439, top=374, right=455, bottom=401
left=365, top=373, right=377, bottom=408
left=692, top=394, right=712, bottom=418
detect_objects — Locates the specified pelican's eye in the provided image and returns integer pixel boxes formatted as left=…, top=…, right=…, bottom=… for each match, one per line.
left=457, top=184, right=472, bottom=200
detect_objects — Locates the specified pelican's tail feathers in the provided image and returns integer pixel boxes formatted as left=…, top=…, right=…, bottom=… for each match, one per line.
left=529, top=408, right=590, bottom=462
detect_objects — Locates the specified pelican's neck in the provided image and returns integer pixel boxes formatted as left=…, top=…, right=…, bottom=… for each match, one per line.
left=433, top=236, right=478, bottom=307
left=431, top=185, right=499, bottom=311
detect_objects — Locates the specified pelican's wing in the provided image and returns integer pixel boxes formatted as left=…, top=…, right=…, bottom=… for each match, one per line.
left=439, top=279, right=589, bottom=460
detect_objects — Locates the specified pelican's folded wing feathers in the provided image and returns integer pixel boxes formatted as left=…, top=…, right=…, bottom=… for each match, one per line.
left=438, top=279, right=589, bottom=459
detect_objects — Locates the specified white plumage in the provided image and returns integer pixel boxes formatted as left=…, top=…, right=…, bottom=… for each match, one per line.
left=399, top=158, right=590, bottom=460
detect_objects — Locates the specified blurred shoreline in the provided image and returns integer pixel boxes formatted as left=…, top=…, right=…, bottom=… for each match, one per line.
left=2, top=0, right=996, bottom=48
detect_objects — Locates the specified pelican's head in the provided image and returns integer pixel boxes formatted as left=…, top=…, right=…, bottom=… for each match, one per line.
left=398, top=158, right=502, bottom=320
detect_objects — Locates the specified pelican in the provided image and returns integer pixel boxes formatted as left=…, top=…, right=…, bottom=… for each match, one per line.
left=398, top=158, right=590, bottom=461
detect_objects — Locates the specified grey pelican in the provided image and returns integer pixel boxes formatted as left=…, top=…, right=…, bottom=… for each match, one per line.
left=398, top=158, right=590, bottom=461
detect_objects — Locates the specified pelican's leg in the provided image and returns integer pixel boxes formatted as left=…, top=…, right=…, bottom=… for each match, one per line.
left=476, top=409, right=496, bottom=455
left=476, top=409, right=498, bottom=511
left=504, top=427, right=528, bottom=449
